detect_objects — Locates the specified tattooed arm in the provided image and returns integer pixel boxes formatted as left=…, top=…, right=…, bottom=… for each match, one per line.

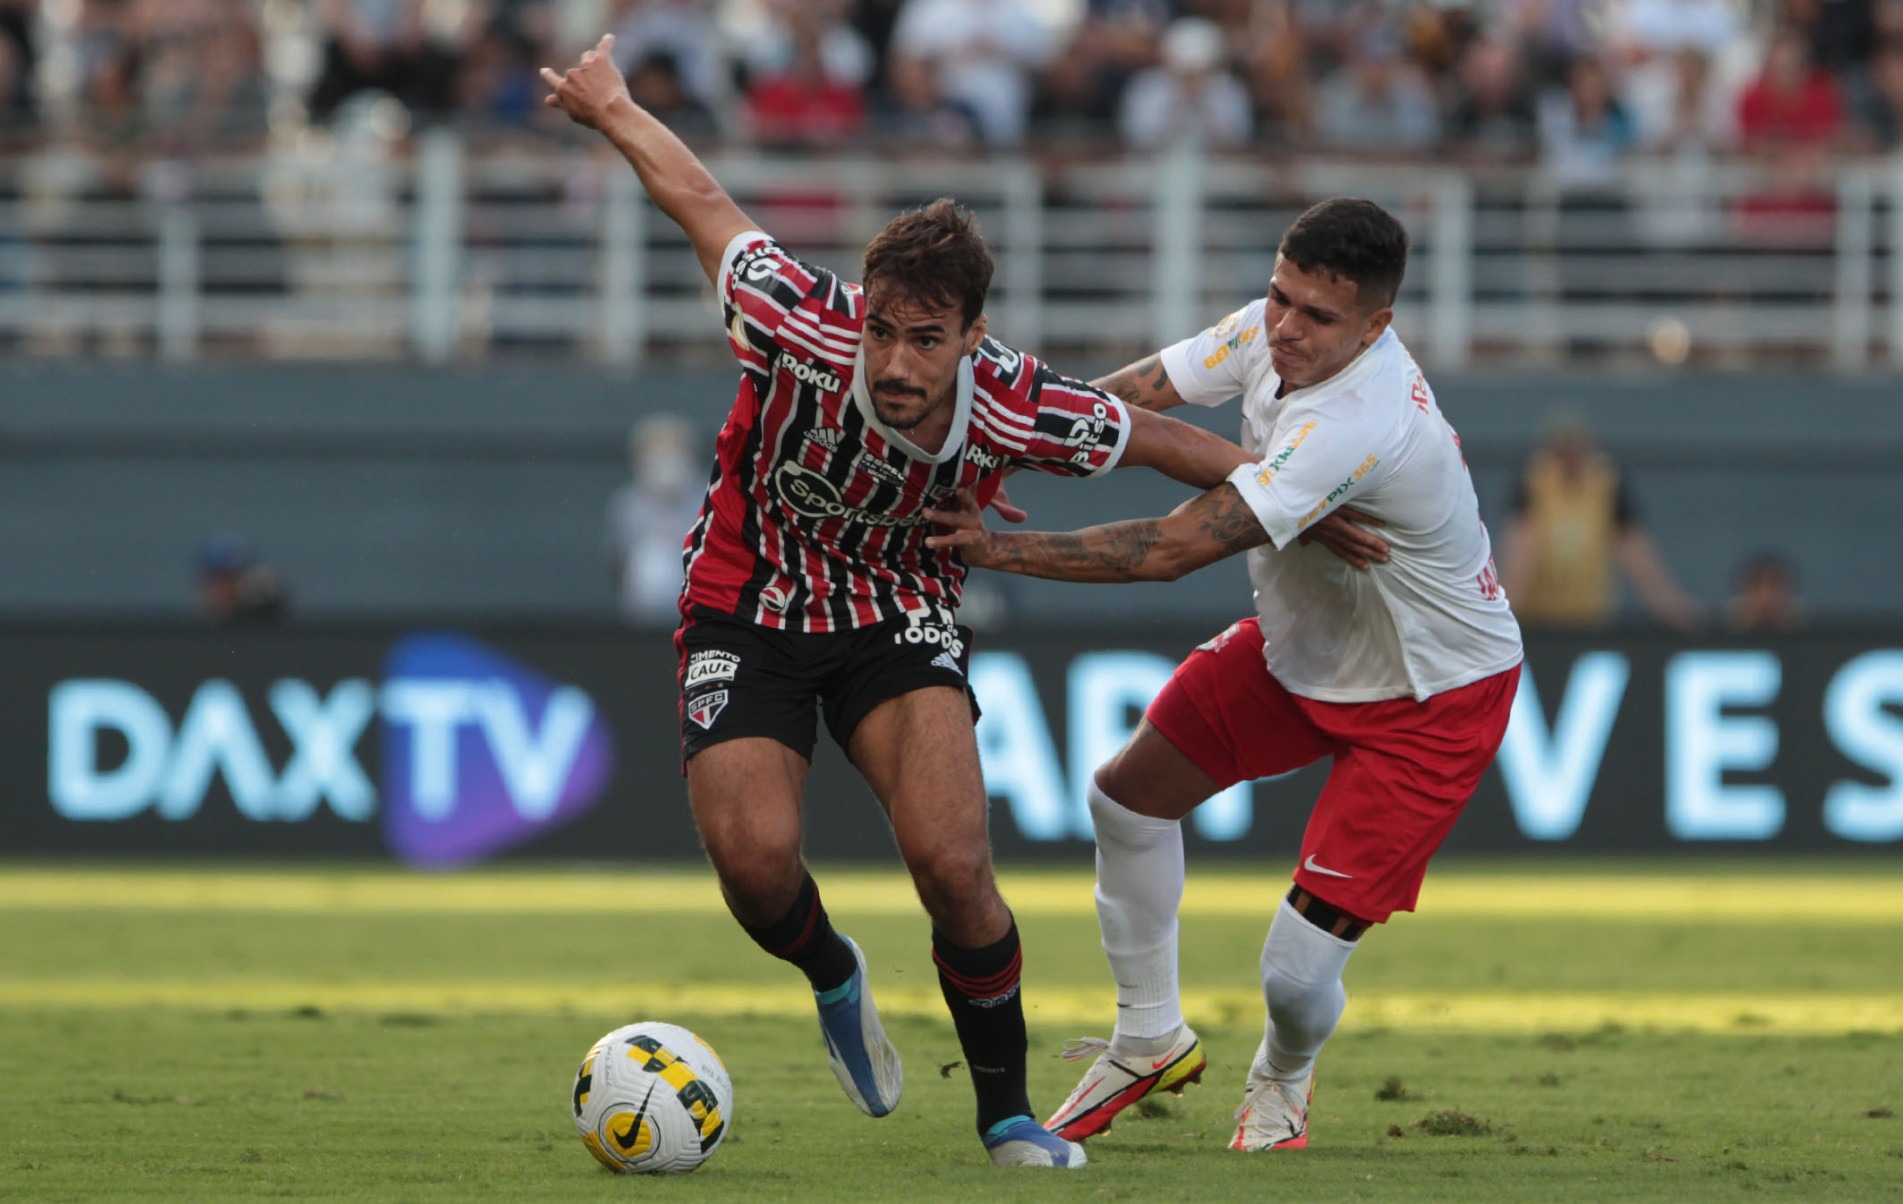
left=925, top=483, right=1268, bottom=583
left=1092, top=353, right=1184, bottom=413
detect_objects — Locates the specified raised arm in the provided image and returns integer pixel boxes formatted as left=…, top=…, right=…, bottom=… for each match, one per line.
left=1092, top=353, right=1187, bottom=412
left=542, top=34, right=757, bottom=286
left=926, top=483, right=1268, bottom=583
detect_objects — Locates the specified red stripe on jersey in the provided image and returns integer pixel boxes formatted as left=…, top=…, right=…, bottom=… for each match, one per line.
left=686, top=237, right=1132, bottom=634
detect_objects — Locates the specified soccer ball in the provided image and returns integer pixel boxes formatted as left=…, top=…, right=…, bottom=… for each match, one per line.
left=571, top=1020, right=733, bottom=1174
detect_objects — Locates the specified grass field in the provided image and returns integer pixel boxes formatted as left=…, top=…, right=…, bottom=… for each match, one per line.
left=3, top=858, right=1900, bottom=1201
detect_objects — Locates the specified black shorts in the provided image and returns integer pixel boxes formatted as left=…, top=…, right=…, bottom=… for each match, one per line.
left=675, top=605, right=980, bottom=766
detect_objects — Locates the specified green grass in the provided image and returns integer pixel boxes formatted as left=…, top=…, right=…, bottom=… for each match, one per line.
left=3, top=859, right=1900, bottom=1201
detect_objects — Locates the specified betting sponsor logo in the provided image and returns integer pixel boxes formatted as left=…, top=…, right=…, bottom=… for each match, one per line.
left=684, top=650, right=741, bottom=689
left=1255, top=420, right=1318, bottom=487
left=1203, top=324, right=1260, bottom=371
left=775, top=351, right=842, bottom=394
left=773, top=462, right=931, bottom=528
left=1298, top=454, right=1379, bottom=529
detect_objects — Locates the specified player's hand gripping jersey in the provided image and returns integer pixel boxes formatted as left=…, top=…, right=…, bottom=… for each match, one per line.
left=1160, top=302, right=1522, bottom=702
left=683, top=232, right=1132, bottom=631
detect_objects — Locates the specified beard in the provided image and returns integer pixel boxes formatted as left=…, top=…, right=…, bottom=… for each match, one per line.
left=871, top=379, right=950, bottom=430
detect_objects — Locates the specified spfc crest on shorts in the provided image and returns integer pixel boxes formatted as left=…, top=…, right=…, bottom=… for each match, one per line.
left=687, top=689, right=729, bottom=730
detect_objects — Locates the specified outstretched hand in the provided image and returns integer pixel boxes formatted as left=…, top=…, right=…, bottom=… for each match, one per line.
left=986, top=482, right=1028, bottom=524
left=924, top=488, right=999, bottom=566
left=1298, top=505, right=1390, bottom=569
left=540, top=34, right=631, bottom=130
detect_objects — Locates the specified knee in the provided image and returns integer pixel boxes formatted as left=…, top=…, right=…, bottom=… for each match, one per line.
left=907, top=844, right=997, bottom=926
left=701, top=834, right=802, bottom=925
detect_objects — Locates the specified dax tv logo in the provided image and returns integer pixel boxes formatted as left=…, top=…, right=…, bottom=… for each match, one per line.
left=45, top=633, right=614, bottom=866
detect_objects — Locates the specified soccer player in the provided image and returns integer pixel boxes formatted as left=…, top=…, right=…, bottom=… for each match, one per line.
left=541, top=37, right=1257, bottom=1168
left=926, top=198, right=1524, bottom=1153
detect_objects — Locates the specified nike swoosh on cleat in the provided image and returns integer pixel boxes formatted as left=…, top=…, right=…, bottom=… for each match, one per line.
left=1302, top=854, right=1353, bottom=879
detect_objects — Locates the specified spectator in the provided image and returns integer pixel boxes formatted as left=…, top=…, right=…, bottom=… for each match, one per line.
left=127, top=0, right=267, bottom=158
left=604, top=415, right=703, bottom=626
left=1613, top=0, right=1741, bottom=61
left=1230, top=0, right=1315, bottom=148
left=1626, top=47, right=1734, bottom=245
left=1788, top=0, right=1877, bottom=79
left=1626, top=45, right=1736, bottom=155
left=195, top=532, right=290, bottom=626
left=1850, top=38, right=1903, bottom=149
left=1312, top=26, right=1441, bottom=155
left=1734, top=25, right=1845, bottom=243
left=1499, top=410, right=1703, bottom=631
left=1033, top=0, right=1174, bottom=144
left=1737, top=24, right=1847, bottom=153
left=457, top=7, right=555, bottom=133
left=1117, top=17, right=1252, bottom=151
left=624, top=49, right=720, bottom=141
left=743, top=0, right=872, bottom=148
left=0, top=0, right=36, bottom=145
left=880, top=48, right=980, bottom=147
left=1537, top=56, right=1638, bottom=189
left=308, top=0, right=464, bottom=122
left=610, top=0, right=730, bottom=120
left=887, top=0, right=1053, bottom=148
left=1725, top=551, right=1805, bottom=631
left=1444, top=33, right=1539, bottom=163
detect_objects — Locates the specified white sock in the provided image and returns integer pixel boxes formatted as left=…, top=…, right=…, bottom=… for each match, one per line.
left=1259, top=897, right=1357, bottom=1081
left=1087, top=781, right=1186, bottom=1051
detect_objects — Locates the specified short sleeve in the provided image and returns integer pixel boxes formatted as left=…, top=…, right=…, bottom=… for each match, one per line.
left=1225, top=410, right=1383, bottom=550
left=718, top=230, right=828, bottom=370
left=993, top=349, right=1132, bottom=478
left=1158, top=299, right=1268, bottom=407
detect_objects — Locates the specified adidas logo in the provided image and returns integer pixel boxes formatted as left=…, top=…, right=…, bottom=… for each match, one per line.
left=930, top=650, right=961, bottom=675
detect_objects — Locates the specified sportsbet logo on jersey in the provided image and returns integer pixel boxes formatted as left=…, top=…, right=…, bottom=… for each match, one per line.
left=43, top=633, right=614, bottom=866
left=772, top=461, right=932, bottom=527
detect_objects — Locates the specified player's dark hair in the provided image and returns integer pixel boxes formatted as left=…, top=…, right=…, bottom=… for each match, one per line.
left=862, top=198, right=993, bottom=329
left=1278, top=198, right=1409, bottom=312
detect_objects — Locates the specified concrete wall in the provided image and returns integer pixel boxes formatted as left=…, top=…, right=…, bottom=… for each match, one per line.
left=3, top=362, right=1898, bottom=624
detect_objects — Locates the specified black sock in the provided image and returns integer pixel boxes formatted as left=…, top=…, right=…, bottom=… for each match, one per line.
left=933, top=919, right=1032, bottom=1134
left=739, top=872, right=857, bottom=994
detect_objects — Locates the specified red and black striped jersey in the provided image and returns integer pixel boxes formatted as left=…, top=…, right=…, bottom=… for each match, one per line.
left=680, top=231, right=1131, bottom=632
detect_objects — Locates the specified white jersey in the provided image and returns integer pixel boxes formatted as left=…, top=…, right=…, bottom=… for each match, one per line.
left=1160, top=303, right=1522, bottom=703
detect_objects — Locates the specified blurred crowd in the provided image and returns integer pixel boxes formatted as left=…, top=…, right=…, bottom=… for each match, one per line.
left=2, top=0, right=1903, bottom=167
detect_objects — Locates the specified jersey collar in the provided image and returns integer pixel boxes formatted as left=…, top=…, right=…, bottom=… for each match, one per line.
left=849, top=342, right=974, bottom=464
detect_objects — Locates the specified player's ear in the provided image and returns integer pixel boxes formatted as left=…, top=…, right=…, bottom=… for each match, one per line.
left=963, top=313, right=988, bottom=356
left=1363, top=306, right=1394, bottom=345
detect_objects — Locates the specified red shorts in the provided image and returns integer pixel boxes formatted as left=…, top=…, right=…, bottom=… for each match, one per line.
left=1145, top=618, right=1520, bottom=924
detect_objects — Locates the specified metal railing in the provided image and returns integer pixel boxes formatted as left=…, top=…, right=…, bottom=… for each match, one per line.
left=1, top=140, right=1897, bottom=370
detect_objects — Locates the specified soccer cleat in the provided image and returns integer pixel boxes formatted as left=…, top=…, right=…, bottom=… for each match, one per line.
left=814, top=936, right=903, bottom=1117
left=1230, top=1041, right=1312, bottom=1152
left=983, top=1115, right=1088, bottom=1168
left=1043, top=1025, right=1207, bottom=1142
